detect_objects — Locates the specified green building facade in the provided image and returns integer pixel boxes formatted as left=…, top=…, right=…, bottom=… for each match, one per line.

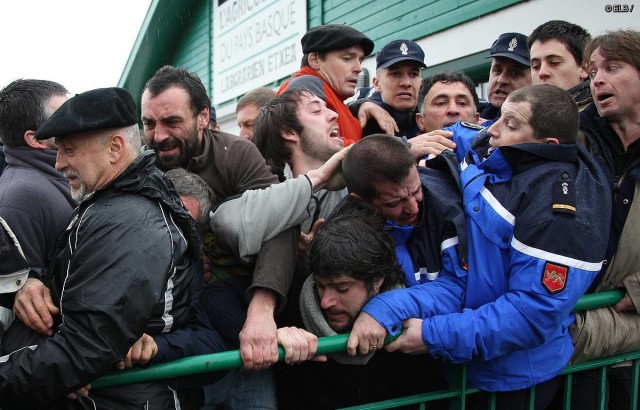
left=120, top=0, right=637, bottom=132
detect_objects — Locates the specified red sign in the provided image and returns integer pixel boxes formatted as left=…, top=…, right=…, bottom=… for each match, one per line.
left=542, top=263, right=568, bottom=293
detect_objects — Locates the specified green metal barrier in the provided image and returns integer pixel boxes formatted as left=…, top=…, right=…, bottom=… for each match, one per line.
left=91, top=289, right=636, bottom=410
left=92, top=334, right=349, bottom=389
left=573, top=289, right=624, bottom=311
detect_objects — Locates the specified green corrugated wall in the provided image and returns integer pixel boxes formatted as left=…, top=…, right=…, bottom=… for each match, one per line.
left=135, top=0, right=524, bottom=104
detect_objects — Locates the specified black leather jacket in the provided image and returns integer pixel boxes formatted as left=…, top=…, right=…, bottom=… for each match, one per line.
left=0, top=151, right=202, bottom=409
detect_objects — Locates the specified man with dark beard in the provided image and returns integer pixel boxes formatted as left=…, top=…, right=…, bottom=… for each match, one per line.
left=207, top=88, right=350, bottom=407
left=210, top=88, right=348, bottom=261
left=141, top=66, right=297, bottom=409
left=274, top=198, right=447, bottom=409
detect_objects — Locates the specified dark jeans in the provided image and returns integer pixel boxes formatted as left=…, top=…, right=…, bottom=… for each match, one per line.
left=571, top=366, right=640, bottom=410
left=468, top=376, right=562, bottom=410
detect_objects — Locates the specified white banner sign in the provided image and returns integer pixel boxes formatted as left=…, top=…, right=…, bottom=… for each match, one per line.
left=213, top=0, right=306, bottom=104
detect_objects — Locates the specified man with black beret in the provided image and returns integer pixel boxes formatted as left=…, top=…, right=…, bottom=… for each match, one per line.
left=0, top=87, right=206, bottom=409
left=277, top=24, right=397, bottom=146
left=479, top=32, right=532, bottom=121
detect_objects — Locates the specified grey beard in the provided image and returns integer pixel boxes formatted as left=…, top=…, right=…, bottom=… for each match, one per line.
left=71, top=185, right=95, bottom=203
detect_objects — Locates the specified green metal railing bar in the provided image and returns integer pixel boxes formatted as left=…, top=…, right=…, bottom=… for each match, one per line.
left=573, top=289, right=624, bottom=311
left=93, top=334, right=342, bottom=388
left=91, top=290, right=626, bottom=390
left=93, top=332, right=400, bottom=389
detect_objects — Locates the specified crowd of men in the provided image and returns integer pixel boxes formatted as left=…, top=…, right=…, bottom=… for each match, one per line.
left=0, top=18, right=639, bottom=410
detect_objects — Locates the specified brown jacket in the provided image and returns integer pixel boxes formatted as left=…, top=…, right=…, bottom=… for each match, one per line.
left=187, top=129, right=297, bottom=311
left=570, top=178, right=640, bottom=363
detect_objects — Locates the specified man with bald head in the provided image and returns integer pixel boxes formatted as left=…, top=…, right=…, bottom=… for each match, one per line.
left=0, top=87, right=200, bottom=409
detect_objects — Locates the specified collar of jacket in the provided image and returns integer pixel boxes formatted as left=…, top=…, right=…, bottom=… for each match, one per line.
left=186, top=128, right=215, bottom=174
left=2, top=146, right=76, bottom=207
left=3, top=146, right=64, bottom=179
left=568, top=80, right=592, bottom=107
left=471, top=132, right=577, bottom=174
left=385, top=220, right=414, bottom=243
left=377, top=101, right=418, bottom=135
left=479, top=101, right=501, bottom=121
left=87, top=150, right=203, bottom=258
left=376, top=100, right=416, bottom=123
left=497, top=143, right=578, bottom=176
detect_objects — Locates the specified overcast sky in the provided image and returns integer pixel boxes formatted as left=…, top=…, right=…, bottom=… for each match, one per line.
left=0, top=1, right=151, bottom=95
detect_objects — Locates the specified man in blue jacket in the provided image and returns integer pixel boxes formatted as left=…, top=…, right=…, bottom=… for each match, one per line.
left=347, top=84, right=611, bottom=409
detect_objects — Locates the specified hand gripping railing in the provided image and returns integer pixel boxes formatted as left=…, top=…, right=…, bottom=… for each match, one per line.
left=92, top=290, right=626, bottom=390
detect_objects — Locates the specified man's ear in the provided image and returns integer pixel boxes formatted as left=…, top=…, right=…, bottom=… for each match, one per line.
left=372, top=77, right=381, bottom=92
left=307, top=52, right=321, bottom=70
left=579, top=64, right=589, bottom=82
left=280, top=129, right=299, bottom=144
left=197, top=108, right=209, bottom=131
left=545, top=137, right=560, bottom=145
left=415, top=111, right=426, bottom=132
left=372, top=275, right=385, bottom=294
left=349, top=192, right=363, bottom=201
left=23, top=130, right=49, bottom=149
left=107, top=134, right=126, bottom=163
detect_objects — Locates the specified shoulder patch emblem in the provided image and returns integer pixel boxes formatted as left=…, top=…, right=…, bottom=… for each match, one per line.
left=552, top=175, right=576, bottom=216
left=542, top=262, right=568, bottom=293
left=460, top=121, right=483, bottom=130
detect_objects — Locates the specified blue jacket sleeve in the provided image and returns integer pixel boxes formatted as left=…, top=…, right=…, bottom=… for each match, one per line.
left=362, top=257, right=467, bottom=336
left=422, top=242, right=599, bottom=364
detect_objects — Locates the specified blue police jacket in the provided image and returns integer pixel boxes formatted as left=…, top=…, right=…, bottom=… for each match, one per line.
left=399, top=154, right=467, bottom=287
left=363, top=135, right=611, bottom=391
left=443, top=121, right=492, bottom=164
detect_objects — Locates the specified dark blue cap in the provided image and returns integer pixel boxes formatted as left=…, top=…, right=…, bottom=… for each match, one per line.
left=210, top=106, right=217, bottom=124
left=376, top=40, right=426, bottom=69
left=487, top=32, right=530, bottom=66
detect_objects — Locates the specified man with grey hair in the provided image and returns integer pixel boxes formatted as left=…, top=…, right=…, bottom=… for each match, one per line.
left=166, top=168, right=214, bottom=227
left=0, top=87, right=202, bottom=409
left=479, top=32, right=531, bottom=121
